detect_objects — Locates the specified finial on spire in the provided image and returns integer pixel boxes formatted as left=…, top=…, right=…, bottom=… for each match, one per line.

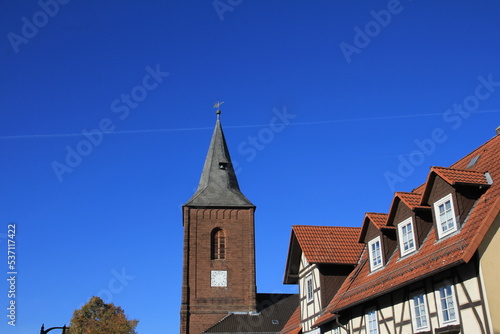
left=213, top=101, right=224, bottom=119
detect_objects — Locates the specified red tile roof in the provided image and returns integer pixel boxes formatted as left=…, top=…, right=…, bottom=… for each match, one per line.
left=314, top=134, right=500, bottom=327
left=292, top=225, right=363, bottom=264
left=279, top=305, right=302, bottom=334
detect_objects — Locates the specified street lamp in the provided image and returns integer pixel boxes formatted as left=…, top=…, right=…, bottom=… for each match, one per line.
left=40, top=324, right=69, bottom=334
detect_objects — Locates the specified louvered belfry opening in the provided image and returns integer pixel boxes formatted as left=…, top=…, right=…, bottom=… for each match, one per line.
left=211, top=228, right=226, bottom=260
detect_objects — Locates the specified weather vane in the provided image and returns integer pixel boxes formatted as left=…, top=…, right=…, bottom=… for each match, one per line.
left=213, top=101, right=224, bottom=118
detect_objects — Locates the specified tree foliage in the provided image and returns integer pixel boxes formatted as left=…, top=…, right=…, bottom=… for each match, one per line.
left=68, top=296, right=138, bottom=334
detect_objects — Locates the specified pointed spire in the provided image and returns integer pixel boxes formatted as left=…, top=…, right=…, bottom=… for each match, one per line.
left=185, top=109, right=253, bottom=207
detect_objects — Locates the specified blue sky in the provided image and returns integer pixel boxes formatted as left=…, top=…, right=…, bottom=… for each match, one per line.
left=1, top=1, right=500, bottom=333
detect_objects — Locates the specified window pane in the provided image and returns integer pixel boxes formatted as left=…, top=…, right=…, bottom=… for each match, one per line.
left=306, top=276, right=313, bottom=301
left=439, top=285, right=457, bottom=323
left=367, top=310, right=378, bottom=334
left=436, top=196, right=457, bottom=238
left=399, top=219, right=416, bottom=255
left=372, top=241, right=381, bottom=266
left=412, top=294, right=429, bottom=330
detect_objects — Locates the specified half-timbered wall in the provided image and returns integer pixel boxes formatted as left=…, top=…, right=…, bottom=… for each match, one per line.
left=322, top=261, right=491, bottom=334
left=299, top=253, right=322, bottom=332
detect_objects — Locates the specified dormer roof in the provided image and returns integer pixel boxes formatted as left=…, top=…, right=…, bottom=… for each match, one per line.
left=358, top=213, right=393, bottom=243
left=387, top=192, right=429, bottom=226
left=395, top=192, right=424, bottom=210
left=421, top=166, right=491, bottom=204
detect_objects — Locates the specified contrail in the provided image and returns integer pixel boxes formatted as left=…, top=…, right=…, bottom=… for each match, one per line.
left=1, top=109, right=498, bottom=140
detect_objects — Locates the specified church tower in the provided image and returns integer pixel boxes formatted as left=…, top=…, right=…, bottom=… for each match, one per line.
left=180, top=108, right=257, bottom=334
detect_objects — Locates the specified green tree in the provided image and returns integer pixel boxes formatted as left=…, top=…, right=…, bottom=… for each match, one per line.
left=68, top=296, right=138, bottom=334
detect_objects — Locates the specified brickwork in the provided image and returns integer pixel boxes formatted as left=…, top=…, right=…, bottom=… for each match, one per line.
left=181, top=206, right=257, bottom=334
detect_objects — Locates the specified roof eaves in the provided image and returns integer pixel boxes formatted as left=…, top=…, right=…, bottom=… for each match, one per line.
left=312, top=311, right=338, bottom=328
left=283, top=229, right=300, bottom=285
left=332, top=259, right=464, bottom=314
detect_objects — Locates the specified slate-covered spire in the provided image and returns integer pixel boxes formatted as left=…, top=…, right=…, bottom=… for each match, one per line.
left=185, top=113, right=254, bottom=207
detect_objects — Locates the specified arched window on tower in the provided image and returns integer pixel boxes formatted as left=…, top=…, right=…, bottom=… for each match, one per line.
left=211, top=228, right=226, bottom=260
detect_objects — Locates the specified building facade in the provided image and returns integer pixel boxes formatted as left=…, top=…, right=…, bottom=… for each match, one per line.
left=313, top=132, right=500, bottom=334
left=281, top=131, right=500, bottom=334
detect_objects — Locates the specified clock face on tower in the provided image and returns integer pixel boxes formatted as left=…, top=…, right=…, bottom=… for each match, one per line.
left=211, top=270, right=227, bottom=287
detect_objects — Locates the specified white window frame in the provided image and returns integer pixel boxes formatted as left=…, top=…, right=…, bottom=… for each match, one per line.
left=331, top=326, right=340, bottom=334
left=409, top=291, right=430, bottom=332
left=305, top=275, right=314, bottom=302
left=434, top=194, right=458, bottom=239
left=368, top=236, right=383, bottom=271
left=398, top=217, right=416, bottom=256
left=303, top=329, right=320, bottom=334
left=435, top=282, right=459, bottom=327
left=365, top=308, right=379, bottom=334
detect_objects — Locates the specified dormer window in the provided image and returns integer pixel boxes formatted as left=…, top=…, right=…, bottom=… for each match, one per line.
left=433, top=194, right=457, bottom=239
left=368, top=236, right=383, bottom=271
left=398, top=217, right=416, bottom=256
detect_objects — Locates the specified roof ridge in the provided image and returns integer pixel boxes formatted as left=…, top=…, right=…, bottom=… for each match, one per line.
left=431, top=166, right=486, bottom=173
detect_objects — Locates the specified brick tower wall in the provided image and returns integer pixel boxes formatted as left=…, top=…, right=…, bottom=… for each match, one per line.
left=180, top=207, right=257, bottom=334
